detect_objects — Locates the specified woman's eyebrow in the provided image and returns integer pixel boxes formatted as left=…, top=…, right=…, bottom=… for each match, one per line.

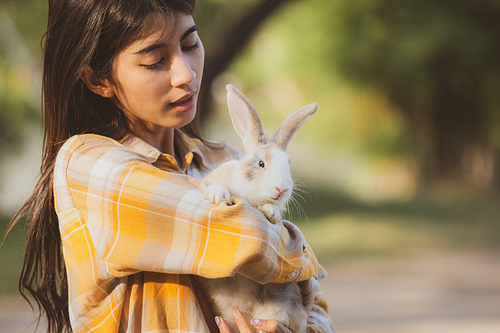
left=134, top=25, right=198, bottom=55
left=181, top=25, right=198, bottom=41
left=134, top=42, right=166, bottom=55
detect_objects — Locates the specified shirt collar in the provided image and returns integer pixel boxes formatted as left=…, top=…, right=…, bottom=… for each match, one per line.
left=120, top=130, right=206, bottom=172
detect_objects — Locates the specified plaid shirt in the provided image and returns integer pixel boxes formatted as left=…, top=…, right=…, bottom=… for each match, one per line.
left=53, top=131, right=334, bottom=333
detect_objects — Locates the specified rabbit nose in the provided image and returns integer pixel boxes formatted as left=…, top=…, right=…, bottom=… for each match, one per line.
left=275, top=187, right=286, bottom=199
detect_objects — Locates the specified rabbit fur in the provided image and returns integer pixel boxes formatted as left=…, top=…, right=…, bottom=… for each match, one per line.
left=197, top=84, right=318, bottom=333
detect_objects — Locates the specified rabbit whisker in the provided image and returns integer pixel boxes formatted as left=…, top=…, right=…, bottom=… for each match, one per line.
left=293, top=179, right=318, bottom=201
left=288, top=191, right=311, bottom=230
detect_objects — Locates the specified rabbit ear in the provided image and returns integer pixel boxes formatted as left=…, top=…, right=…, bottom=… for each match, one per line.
left=270, top=103, right=318, bottom=150
left=226, top=84, right=267, bottom=152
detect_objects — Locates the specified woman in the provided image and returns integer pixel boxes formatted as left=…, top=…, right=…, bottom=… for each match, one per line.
left=7, top=0, right=334, bottom=332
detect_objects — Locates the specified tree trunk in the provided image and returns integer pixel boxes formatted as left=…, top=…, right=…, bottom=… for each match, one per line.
left=421, top=49, right=495, bottom=188
left=199, top=0, right=294, bottom=124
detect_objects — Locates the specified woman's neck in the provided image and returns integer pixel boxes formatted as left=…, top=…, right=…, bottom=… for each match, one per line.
left=131, top=126, right=176, bottom=158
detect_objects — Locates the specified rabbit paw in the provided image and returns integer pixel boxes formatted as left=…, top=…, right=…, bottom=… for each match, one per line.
left=260, top=204, right=282, bottom=224
left=205, top=184, right=233, bottom=205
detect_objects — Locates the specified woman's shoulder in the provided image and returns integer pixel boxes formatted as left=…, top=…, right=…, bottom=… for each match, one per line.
left=61, top=133, right=121, bottom=149
left=58, top=133, right=121, bottom=153
left=56, top=133, right=140, bottom=170
left=53, top=134, right=126, bottom=214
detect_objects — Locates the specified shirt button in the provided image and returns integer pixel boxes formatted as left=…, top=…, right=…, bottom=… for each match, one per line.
left=286, top=269, right=300, bottom=281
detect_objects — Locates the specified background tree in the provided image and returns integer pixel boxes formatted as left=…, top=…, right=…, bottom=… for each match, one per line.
left=195, top=0, right=294, bottom=122
left=329, top=0, right=500, bottom=188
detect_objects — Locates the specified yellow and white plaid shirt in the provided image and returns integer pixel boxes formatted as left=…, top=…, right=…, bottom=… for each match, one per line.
left=53, top=131, right=333, bottom=333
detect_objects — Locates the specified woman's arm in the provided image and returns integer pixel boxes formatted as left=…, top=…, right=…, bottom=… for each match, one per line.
left=54, top=134, right=325, bottom=284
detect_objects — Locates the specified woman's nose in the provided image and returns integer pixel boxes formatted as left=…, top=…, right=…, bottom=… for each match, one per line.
left=170, top=54, right=196, bottom=87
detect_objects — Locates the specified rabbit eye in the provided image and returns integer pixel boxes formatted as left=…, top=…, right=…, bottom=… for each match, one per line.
left=258, top=160, right=265, bottom=168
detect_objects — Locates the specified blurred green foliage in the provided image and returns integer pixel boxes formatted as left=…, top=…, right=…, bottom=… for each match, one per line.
left=0, top=0, right=47, bottom=160
left=330, top=0, right=500, bottom=183
left=195, top=0, right=257, bottom=47
left=0, top=216, right=26, bottom=295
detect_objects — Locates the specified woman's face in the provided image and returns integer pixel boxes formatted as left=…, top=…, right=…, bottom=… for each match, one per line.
left=109, top=13, right=204, bottom=135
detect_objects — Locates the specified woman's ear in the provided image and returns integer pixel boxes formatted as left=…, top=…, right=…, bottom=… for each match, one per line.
left=81, top=66, right=115, bottom=98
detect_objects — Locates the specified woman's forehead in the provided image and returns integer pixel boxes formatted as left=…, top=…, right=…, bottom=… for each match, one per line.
left=124, top=13, right=194, bottom=54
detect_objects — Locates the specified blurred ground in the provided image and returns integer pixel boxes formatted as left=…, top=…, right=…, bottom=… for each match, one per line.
left=324, top=250, right=500, bottom=333
left=1, top=250, right=499, bottom=333
left=0, top=296, right=45, bottom=333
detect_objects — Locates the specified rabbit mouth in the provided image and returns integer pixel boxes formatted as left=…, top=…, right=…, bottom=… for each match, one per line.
left=271, top=188, right=288, bottom=201
left=261, top=196, right=281, bottom=204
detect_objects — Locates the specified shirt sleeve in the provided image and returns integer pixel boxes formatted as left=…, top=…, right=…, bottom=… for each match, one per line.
left=307, top=278, right=336, bottom=333
left=54, top=135, right=326, bottom=284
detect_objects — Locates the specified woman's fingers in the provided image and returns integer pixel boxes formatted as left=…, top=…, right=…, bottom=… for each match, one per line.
left=215, top=309, right=254, bottom=333
left=232, top=309, right=254, bottom=333
left=251, top=318, right=291, bottom=333
left=215, top=316, right=234, bottom=333
left=215, top=310, right=292, bottom=333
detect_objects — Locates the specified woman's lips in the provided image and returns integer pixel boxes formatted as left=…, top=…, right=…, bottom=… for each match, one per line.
left=170, top=94, right=195, bottom=112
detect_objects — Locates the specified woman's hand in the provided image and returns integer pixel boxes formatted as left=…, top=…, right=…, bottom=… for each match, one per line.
left=216, top=309, right=291, bottom=333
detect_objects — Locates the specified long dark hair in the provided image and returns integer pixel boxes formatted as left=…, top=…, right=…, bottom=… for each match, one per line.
left=4, top=0, right=203, bottom=332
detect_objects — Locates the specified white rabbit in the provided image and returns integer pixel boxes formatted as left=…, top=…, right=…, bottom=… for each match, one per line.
left=197, top=84, right=318, bottom=333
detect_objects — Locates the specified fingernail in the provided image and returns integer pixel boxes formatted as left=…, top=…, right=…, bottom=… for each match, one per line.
left=251, top=319, right=264, bottom=328
left=231, top=308, right=238, bottom=318
left=215, top=316, right=222, bottom=327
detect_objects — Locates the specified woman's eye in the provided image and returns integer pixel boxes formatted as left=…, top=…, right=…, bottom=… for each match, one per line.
left=182, top=42, right=200, bottom=52
left=182, top=31, right=200, bottom=52
left=143, top=57, right=165, bottom=70
left=258, top=160, right=265, bottom=168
